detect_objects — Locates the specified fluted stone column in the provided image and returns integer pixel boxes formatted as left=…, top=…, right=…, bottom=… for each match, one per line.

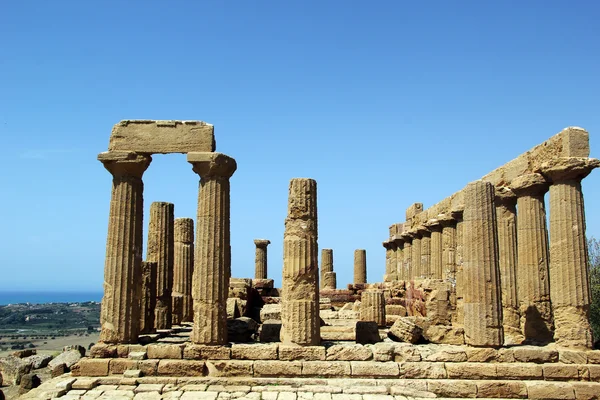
left=545, top=157, right=599, bottom=348
left=401, top=233, right=413, bottom=280
left=354, top=249, right=367, bottom=284
left=281, top=178, right=320, bottom=345
left=382, top=240, right=395, bottom=282
left=393, top=236, right=405, bottom=280
left=98, top=151, right=151, bottom=343
left=452, top=208, right=465, bottom=325
left=321, top=249, right=336, bottom=289
left=418, top=227, right=432, bottom=279
left=140, top=261, right=157, bottom=334
left=411, top=231, right=422, bottom=279
left=173, top=218, right=194, bottom=324
left=147, top=202, right=175, bottom=330
left=360, top=290, right=386, bottom=327
left=188, top=152, right=237, bottom=345
left=254, top=239, right=271, bottom=280
left=439, top=215, right=457, bottom=281
left=427, top=220, right=443, bottom=279
left=463, top=181, right=503, bottom=347
left=511, top=173, right=554, bottom=344
left=495, top=188, right=522, bottom=345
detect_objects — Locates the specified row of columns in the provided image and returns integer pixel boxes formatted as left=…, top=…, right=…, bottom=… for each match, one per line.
left=98, top=151, right=236, bottom=345
left=384, top=158, right=598, bottom=348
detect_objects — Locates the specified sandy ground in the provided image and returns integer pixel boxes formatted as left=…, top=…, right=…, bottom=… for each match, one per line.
left=0, top=332, right=100, bottom=358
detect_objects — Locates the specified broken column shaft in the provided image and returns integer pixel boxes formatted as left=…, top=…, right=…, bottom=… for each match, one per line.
left=173, top=218, right=194, bottom=324
left=254, top=239, right=271, bottom=280
left=354, top=249, right=367, bottom=284
left=360, top=289, right=386, bottom=327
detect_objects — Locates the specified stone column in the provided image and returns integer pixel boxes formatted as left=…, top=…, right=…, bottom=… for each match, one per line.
left=418, top=227, right=431, bottom=279
left=98, top=151, right=151, bottom=343
left=439, top=214, right=457, bottom=281
left=401, top=233, right=413, bottom=280
left=360, top=290, right=386, bottom=327
left=254, top=239, right=271, bottom=280
left=426, top=220, right=443, bottom=279
left=173, top=218, right=194, bottom=324
left=281, top=178, right=320, bottom=345
left=140, top=261, right=157, bottom=334
left=188, top=152, right=237, bottom=345
left=462, top=181, right=503, bottom=347
left=511, top=173, right=554, bottom=344
left=452, top=208, right=465, bottom=325
left=147, top=202, right=175, bottom=330
left=382, top=240, right=394, bottom=282
left=411, top=231, right=422, bottom=279
left=495, top=188, right=522, bottom=345
left=321, top=249, right=336, bottom=289
left=393, top=236, right=405, bottom=280
left=545, top=158, right=599, bottom=348
left=354, top=249, right=367, bottom=284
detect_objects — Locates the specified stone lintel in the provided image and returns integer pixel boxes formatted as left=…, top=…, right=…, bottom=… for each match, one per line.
left=406, top=203, right=424, bottom=221
left=108, top=120, right=215, bottom=154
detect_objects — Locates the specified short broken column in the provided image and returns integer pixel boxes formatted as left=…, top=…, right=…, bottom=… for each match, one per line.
left=281, top=178, right=320, bottom=345
left=254, top=239, right=271, bottom=280
left=188, top=152, right=237, bottom=345
left=360, top=289, right=386, bottom=327
left=462, top=181, right=503, bottom=347
left=511, top=173, right=554, bottom=344
left=426, top=220, right=443, bottom=279
left=354, top=249, right=367, bottom=284
left=98, top=151, right=151, bottom=343
left=495, top=188, right=522, bottom=344
left=140, top=261, right=157, bottom=334
left=545, top=157, right=599, bottom=348
left=173, top=218, right=194, bottom=324
left=147, top=201, right=175, bottom=330
left=321, top=249, right=337, bottom=289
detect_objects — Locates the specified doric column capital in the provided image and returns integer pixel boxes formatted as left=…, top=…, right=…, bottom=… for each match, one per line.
left=382, top=239, right=393, bottom=250
left=254, top=239, right=271, bottom=248
left=437, top=213, right=457, bottom=227
left=424, top=218, right=442, bottom=232
left=391, top=235, right=404, bottom=246
left=416, top=225, right=431, bottom=237
left=510, top=173, right=549, bottom=196
left=187, top=152, right=237, bottom=179
left=174, top=218, right=194, bottom=244
left=98, top=151, right=151, bottom=178
left=541, top=157, right=600, bottom=183
left=450, top=206, right=464, bottom=221
left=494, top=186, right=517, bottom=206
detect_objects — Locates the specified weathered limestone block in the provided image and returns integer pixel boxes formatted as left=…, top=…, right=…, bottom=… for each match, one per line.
left=188, top=152, right=237, bottom=345
left=205, top=360, right=253, bottom=377
left=140, top=261, right=157, bottom=334
left=511, top=173, right=554, bottom=344
left=353, top=249, right=367, bottom=284
left=302, top=361, right=351, bottom=376
left=545, top=157, right=599, bottom=349
left=425, top=282, right=451, bottom=326
left=98, top=151, right=151, bottom=343
left=322, top=271, right=337, bottom=290
left=109, top=120, right=215, bottom=153
left=462, top=181, right=503, bottom=347
left=157, top=360, right=205, bottom=376
left=525, top=382, right=575, bottom=400
left=231, top=343, right=278, bottom=360
left=326, top=344, right=372, bottom=361
left=359, top=290, right=386, bottom=327
left=406, top=202, right=424, bottom=221
left=476, top=382, right=527, bottom=399
left=173, top=218, right=194, bottom=323
left=147, top=201, right=175, bottom=330
left=494, top=187, right=523, bottom=345
left=183, top=344, right=231, bottom=360
left=399, top=361, right=446, bottom=379
left=280, top=178, right=320, bottom=346
left=350, top=361, right=400, bottom=377
left=226, top=298, right=242, bottom=319
left=253, top=360, right=302, bottom=377
left=260, top=304, right=281, bottom=321
left=279, top=345, right=326, bottom=361
left=254, top=239, right=270, bottom=280
left=320, top=325, right=355, bottom=341
left=422, top=325, right=465, bottom=345
left=388, top=317, right=422, bottom=343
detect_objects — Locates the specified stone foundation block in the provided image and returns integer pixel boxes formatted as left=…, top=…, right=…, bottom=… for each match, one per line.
left=446, top=362, right=497, bottom=379
left=399, top=362, right=446, bottom=379
left=496, top=363, right=543, bottom=380
left=326, top=344, right=372, bottom=361
left=72, top=378, right=99, bottom=390
left=279, top=345, right=326, bottom=361
left=157, top=360, right=205, bottom=376
left=350, top=361, right=399, bottom=377
left=302, top=361, right=351, bottom=377
left=476, top=381, right=527, bottom=399
left=393, top=344, right=421, bottom=362
left=372, top=343, right=395, bottom=362
left=385, top=305, right=407, bottom=316
left=421, top=345, right=467, bottom=362
left=109, top=359, right=138, bottom=374
left=526, top=381, right=575, bottom=399
left=77, top=359, right=110, bottom=377
left=90, top=344, right=118, bottom=358
left=427, top=379, right=477, bottom=398
left=543, top=364, right=580, bottom=381
left=320, top=326, right=355, bottom=341
left=231, top=344, right=278, bottom=360
left=422, top=325, right=465, bottom=345
left=254, top=360, right=302, bottom=377
left=513, top=346, right=558, bottom=363
left=147, top=345, right=183, bottom=359
left=183, top=345, right=231, bottom=360
left=138, top=360, right=159, bottom=376
left=587, top=350, right=600, bottom=364
left=588, top=364, right=600, bottom=380
left=572, top=382, right=600, bottom=400
left=129, top=351, right=147, bottom=360
left=465, top=347, right=498, bottom=362
left=559, top=350, right=587, bottom=365
left=205, top=360, right=253, bottom=377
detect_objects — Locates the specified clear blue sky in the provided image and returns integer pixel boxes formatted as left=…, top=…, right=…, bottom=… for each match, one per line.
left=1, top=1, right=599, bottom=292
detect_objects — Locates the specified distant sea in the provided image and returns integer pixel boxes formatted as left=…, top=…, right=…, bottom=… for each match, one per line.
left=0, top=291, right=103, bottom=306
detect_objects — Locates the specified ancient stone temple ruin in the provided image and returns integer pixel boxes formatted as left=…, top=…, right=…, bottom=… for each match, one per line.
left=51, top=123, right=600, bottom=400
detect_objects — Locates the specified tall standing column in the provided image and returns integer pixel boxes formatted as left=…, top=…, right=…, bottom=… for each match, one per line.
left=452, top=208, right=465, bottom=325
left=401, top=233, right=413, bottom=280
left=411, top=231, right=422, bottom=279
left=545, top=158, right=599, bottom=348
left=439, top=215, right=457, bottom=281
left=254, top=239, right=271, bottom=280
left=281, top=178, right=320, bottom=345
left=511, top=173, right=554, bottom=344
left=354, top=249, right=367, bottom=284
left=188, top=152, right=237, bottom=345
left=173, top=218, right=194, bottom=324
left=419, top=227, right=432, bottom=279
left=426, top=220, right=443, bottom=279
left=495, top=188, right=522, bottom=345
left=463, top=181, right=503, bottom=347
left=382, top=240, right=395, bottom=282
left=98, top=151, right=151, bottom=343
left=393, top=236, right=405, bottom=280
left=147, top=202, right=175, bottom=330
left=140, top=261, right=157, bottom=334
